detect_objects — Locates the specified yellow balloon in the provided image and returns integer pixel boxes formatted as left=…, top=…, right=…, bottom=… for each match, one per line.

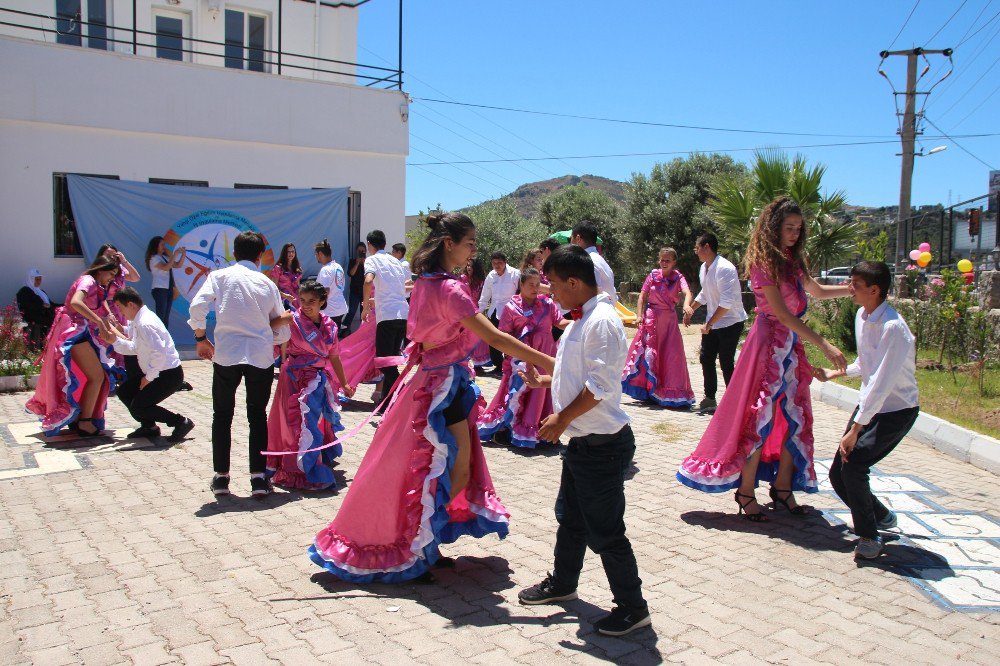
left=917, top=256, right=930, bottom=267
left=957, top=259, right=973, bottom=273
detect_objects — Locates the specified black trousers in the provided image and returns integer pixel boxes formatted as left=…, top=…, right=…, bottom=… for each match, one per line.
left=117, top=356, right=184, bottom=428
left=488, top=312, right=504, bottom=369
left=211, top=363, right=274, bottom=475
left=829, top=406, right=919, bottom=539
left=375, top=319, right=407, bottom=409
left=699, top=320, right=744, bottom=400
left=552, top=425, right=646, bottom=610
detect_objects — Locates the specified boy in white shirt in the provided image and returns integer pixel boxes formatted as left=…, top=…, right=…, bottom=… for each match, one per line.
left=315, top=239, right=348, bottom=330
left=102, top=286, right=193, bottom=442
left=517, top=245, right=650, bottom=637
left=813, top=261, right=919, bottom=560
left=391, top=243, right=411, bottom=277
left=478, top=251, right=520, bottom=373
left=362, top=230, right=409, bottom=411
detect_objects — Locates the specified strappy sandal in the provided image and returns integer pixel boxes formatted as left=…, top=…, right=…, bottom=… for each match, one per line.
left=72, top=418, right=104, bottom=438
left=769, top=486, right=806, bottom=515
left=734, top=491, right=768, bottom=522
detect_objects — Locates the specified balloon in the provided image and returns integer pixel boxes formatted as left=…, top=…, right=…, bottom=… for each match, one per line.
left=919, top=242, right=931, bottom=252
left=917, top=254, right=931, bottom=267
left=909, top=249, right=922, bottom=261
left=964, top=272, right=975, bottom=285
left=957, top=259, right=973, bottom=273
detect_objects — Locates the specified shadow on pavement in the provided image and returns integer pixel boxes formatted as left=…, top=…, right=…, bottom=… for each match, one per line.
left=289, top=556, right=659, bottom=660
left=680, top=508, right=856, bottom=553
left=194, top=491, right=303, bottom=516
left=856, top=541, right=956, bottom=580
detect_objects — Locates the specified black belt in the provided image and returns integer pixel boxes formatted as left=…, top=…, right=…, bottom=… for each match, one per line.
left=569, top=425, right=632, bottom=449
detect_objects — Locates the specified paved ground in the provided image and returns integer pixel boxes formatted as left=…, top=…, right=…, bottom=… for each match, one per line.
left=1, top=332, right=998, bottom=665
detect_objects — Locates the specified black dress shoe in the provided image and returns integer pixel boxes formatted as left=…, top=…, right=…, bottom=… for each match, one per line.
left=127, top=425, right=161, bottom=439
left=178, top=381, right=194, bottom=391
left=169, top=418, right=195, bottom=442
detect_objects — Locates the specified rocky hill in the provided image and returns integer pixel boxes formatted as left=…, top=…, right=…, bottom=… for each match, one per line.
left=502, top=174, right=627, bottom=218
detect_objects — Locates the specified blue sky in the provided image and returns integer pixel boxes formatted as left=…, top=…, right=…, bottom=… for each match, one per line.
left=357, top=1, right=999, bottom=215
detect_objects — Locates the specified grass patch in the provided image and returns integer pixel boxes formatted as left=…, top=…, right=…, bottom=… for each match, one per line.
left=804, top=345, right=1000, bottom=440
left=652, top=422, right=685, bottom=443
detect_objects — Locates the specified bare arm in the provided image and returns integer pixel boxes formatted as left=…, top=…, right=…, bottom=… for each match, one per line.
left=362, top=273, right=375, bottom=317
left=803, top=274, right=851, bottom=300
left=760, top=284, right=846, bottom=371
left=118, top=254, right=141, bottom=282
left=329, top=354, right=354, bottom=397
left=461, top=312, right=555, bottom=374
left=170, top=247, right=187, bottom=269
left=69, top=289, right=105, bottom=326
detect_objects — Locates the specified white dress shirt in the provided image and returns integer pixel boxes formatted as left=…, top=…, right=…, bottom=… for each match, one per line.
left=364, top=250, right=409, bottom=322
left=188, top=260, right=289, bottom=369
left=552, top=293, right=631, bottom=437
left=585, top=246, right=618, bottom=303
left=317, top=260, right=348, bottom=318
left=845, top=301, right=919, bottom=426
left=113, top=305, right=181, bottom=381
left=694, top=254, right=747, bottom=329
left=478, top=266, right=521, bottom=318
left=399, top=259, right=411, bottom=276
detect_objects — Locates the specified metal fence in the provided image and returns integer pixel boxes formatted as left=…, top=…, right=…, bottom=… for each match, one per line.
left=0, top=5, right=402, bottom=88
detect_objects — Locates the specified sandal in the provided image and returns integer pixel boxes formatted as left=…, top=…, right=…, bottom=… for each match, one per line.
left=734, top=491, right=768, bottom=522
left=769, top=486, right=806, bottom=515
left=72, top=418, right=104, bottom=438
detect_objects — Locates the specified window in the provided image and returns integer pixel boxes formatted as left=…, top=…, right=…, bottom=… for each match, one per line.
left=234, top=183, right=288, bottom=189
left=225, top=9, right=268, bottom=72
left=53, top=173, right=119, bottom=257
left=153, top=9, right=190, bottom=62
left=56, top=0, right=110, bottom=50
left=148, top=178, right=209, bottom=187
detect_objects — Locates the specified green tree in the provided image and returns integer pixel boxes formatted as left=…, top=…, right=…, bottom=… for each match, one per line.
left=620, top=153, right=746, bottom=286
left=856, top=228, right=889, bottom=262
left=464, top=198, right=548, bottom=267
left=535, top=184, right=625, bottom=276
left=709, top=149, right=858, bottom=273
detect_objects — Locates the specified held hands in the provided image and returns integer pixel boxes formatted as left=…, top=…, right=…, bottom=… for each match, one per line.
left=811, top=366, right=841, bottom=382
left=342, top=384, right=356, bottom=399
left=821, top=339, right=847, bottom=372
left=518, top=365, right=543, bottom=388
left=700, top=323, right=712, bottom=335
left=682, top=312, right=692, bottom=327
left=196, top=339, right=215, bottom=360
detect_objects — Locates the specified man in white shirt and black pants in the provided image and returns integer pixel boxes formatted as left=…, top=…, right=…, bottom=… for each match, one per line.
left=102, top=286, right=193, bottom=442
left=362, top=230, right=409, bottom=411
left=478, top=251, right=520, bottom=374
left=683, top=233, right=747, bottom=413
left=189, top=232, right=291, bottom=498
left=813, top=261, right=919, bottom=561
left=517, top=245, right=650, bottom=637
left=315, top=239, right=349, bottom=332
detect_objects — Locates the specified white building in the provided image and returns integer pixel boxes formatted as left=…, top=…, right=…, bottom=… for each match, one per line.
left=0, top=0, right=408, bottom=300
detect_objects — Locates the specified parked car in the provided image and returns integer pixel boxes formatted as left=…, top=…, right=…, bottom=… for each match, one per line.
left=818, top=266, right=851, bottom=284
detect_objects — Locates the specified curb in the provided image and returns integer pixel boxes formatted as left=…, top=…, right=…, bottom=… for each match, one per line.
left=810, top=381, right=1000, bottom=476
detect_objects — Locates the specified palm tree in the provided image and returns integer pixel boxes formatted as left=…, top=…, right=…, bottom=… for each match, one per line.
left=709, top=149, right=858, bottom=273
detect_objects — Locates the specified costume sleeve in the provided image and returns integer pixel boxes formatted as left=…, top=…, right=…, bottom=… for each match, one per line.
left=186, top=274, right=215, bottom=331
left=582, top=318, right=625, bottom=401
left=678, top=272, right=690, bottom=292
left=748, top=264, right=774, bottom=289
left=447, top=280, right=480, bottom=324
left=498, top=303, right=516, bottom=335
left=641, top=273, right=653, bottom=294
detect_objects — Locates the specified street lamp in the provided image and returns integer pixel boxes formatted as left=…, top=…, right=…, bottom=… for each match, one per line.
left=915, top=145, right=948, bottom=157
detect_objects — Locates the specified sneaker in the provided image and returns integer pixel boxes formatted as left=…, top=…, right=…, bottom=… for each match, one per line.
left=169, top=418, right=195, bottom=443
left=698, top=397, right=717, bottom=413
left=517, top=574, right=578, bottom=605
left=127, top=425, right=160, bottom=439
left=250, top=476, right=273, bottom=499
left=854, top=536, right=884, bottom=560
left=178, top=381, right=194, bottom=392
left=370, top=390, right=383, bottom=404
left=876, top=511, right=898, bottom=531
left=594, top=605, right=652, bottom=637
left=210, top=474, right=230, bottom=496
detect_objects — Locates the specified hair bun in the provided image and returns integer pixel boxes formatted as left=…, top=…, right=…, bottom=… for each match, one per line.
left=425, top=213, right=444, bottom=230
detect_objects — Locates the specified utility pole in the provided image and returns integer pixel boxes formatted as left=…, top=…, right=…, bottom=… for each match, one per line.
left=879, top=47, right=952, bottom=267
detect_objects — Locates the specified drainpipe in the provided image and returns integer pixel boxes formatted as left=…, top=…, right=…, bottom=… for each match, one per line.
left=313, top=0, right=321, bottom=79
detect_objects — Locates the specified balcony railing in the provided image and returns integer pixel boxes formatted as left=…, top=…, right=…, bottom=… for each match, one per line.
left=0, top=5, right=402, bottom=89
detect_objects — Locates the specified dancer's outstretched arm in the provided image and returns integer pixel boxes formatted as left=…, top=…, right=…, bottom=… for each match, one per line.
left=461, top=313, right=554, bottom=374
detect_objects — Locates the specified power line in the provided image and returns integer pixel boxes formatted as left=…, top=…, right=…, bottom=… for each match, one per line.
left=408, top=164, right=491, bottom=200
left=937, top=51, right=1000, bottom=117
left=888, top=0, right=922, bottom=50
left=956, top=0, right=994, bottom=45
left=926, top=0, right=969, bottom=44
left=408, top=145, right=509, bottom=194
left=410, top=131, right=522, bottom=188
left=407, top=134, right=1000, bottom=166
left=925, top=17, right=1000, bottom=109
left=413, top=97, right=897, bottom=138
left=957, top=5, right=1000, bottom=45
left=951, top=80, right=1000, bottom=127
left=924, top=116, right=997, bottom=169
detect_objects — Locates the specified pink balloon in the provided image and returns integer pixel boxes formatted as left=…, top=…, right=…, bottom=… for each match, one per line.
left=919, top=242, right=931, bottom=252
left=909, top=249, right=921, bottom=261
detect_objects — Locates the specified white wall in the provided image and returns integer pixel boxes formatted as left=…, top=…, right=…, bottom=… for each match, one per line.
left=0, top=1, right=366, bottom=84
left=0, top=34, right=408, bottom=300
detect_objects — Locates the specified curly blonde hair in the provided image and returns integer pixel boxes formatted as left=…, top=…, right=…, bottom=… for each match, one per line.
left=743, top=196, right=808, bottom=284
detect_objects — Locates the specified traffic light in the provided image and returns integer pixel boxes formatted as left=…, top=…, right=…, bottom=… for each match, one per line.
left=969, top=208, right=981, bottom=238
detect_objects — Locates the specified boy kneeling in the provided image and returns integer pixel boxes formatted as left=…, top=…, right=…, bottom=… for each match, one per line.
left=813, top=261, right=919, bottom=560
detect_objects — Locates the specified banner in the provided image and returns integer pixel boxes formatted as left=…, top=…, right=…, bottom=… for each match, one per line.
left=67, top=176, right=350, bottom=344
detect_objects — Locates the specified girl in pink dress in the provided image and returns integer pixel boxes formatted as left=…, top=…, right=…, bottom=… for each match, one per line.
left=310, top=212, right=556, bottom=583
left=26, top=257, right=124, bottom=436
left=622, top=248, right=695, bottom=408
left=478, top=269, right=567, bottom=448
left=92, top=244, right=141, bottom=327
left=267, top=281, right=354, bottom=491
left=270, top=243, right=303, bottom=309
left=677, top=198, right=850, bottom=520
left=463, top=258, right=492, bottom=370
